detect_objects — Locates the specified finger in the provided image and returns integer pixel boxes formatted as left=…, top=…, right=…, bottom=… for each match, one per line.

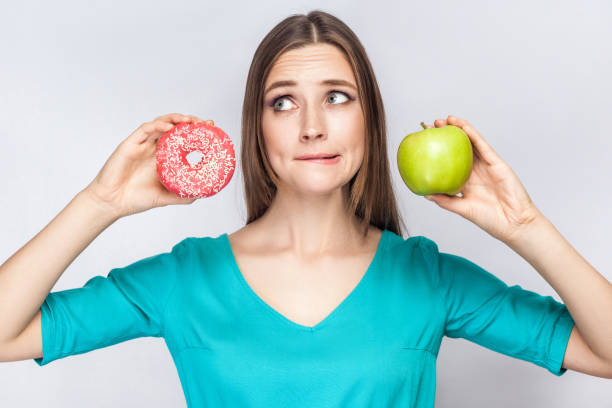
left=421, top=121, right=434, bottom=129
left=129, top=120, right=175, bottom=145
left=183, top=116, right=214, bottom=127
left=194, top=118, right=214, bottom=126
left=424, top=193, right=470, bottom=218
left=155, top=113, right=193, bottom=124
left=145, top=114, right=202, bottom=144
left=434, top=119, right=448, bottom=127
left=447, top=115, right=501, bottom=166
left=184, top=115, right=205, bottom=123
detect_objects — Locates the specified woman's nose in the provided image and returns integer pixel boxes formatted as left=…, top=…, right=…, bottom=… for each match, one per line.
left=301, top=129, right=325, bottom=141
left=300, top=105, right=326, bottom=141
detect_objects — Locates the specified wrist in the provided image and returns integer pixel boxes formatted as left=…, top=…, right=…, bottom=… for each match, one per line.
left=504, top=206, right=549, bottom=249
left=78, top=187, right=124, bottom=222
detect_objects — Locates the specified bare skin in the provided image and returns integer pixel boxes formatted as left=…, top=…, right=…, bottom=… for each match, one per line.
left=0, top=113, right=211, bottom=360
left=0, top=43, right=380, bottom=359
left=228, top=43, right=382, bottom=328
left=228, top=219, right=381, bottom=328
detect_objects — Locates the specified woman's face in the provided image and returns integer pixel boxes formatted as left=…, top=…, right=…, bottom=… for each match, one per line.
left=261, top=43, right=365, bottom=196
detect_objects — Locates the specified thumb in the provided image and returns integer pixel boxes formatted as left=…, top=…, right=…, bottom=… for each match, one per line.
left=424, top=193, right=469, bottom=216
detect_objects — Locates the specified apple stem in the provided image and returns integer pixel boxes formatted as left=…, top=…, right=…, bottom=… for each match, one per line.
left=420, top=121, right=428, bottom=129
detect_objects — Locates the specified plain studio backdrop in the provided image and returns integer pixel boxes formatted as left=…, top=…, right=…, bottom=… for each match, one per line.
left=1, top=0, right=611, bottom=406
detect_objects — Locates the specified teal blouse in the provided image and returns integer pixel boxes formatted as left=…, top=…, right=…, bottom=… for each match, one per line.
left=34, top=229, right=574, bottom=407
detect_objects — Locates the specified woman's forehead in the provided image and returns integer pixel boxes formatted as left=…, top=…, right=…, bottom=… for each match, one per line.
left=266, top=44, right=355, bottom=88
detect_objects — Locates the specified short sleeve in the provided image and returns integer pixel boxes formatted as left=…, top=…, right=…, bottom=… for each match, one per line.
left=418, top=236, right=574, bottom=376
left=33, top=238, right=191, bottom=366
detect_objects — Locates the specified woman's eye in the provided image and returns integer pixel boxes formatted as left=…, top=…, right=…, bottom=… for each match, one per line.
left=273, top=97, right=292, bottom=111
left=271, top=90, right=351, bottom=112
left=327, top=91, right=349, bottom=104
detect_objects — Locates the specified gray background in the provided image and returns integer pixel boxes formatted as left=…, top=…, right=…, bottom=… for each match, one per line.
left=1, top=0, right=611, bottom=406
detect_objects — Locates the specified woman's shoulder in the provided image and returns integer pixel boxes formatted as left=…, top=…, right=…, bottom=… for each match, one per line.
left=171, top=232, right=230, bottom=259
left=383, top=230, right=441, bottom=263
left=384, top=229, right=435, bottom=247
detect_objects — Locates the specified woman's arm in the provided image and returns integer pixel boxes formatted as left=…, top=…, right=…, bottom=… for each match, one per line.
left=0, top=113, right=206, bottom=347
left=423, top=115, right=612, bottom=377
left=505, top=210, right=612, bottom=370
left=0, top=188, right=119, bottom=344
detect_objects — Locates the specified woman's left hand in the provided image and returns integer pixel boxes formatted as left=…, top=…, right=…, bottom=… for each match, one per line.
left=423, top=115, right=543, bottom=243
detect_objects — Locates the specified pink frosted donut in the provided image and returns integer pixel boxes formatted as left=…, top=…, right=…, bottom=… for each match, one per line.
left=155, top=121, right=236, bottom=198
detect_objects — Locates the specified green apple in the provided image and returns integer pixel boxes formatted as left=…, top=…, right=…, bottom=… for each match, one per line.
left=397, top=123, right=473, bottom=196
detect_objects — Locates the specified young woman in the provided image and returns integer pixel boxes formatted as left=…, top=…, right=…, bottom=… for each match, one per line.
left=2, top=9, right=611, bottom=408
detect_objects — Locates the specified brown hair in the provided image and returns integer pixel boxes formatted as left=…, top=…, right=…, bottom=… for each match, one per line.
left=240, top=9, right=409, bottom=239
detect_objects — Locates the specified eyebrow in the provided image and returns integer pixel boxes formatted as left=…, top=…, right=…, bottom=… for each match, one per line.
left=264, top=79, right=357, bottom=95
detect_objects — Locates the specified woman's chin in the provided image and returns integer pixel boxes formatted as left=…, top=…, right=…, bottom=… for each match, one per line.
left=277, top=174, right=348, bottom=196
left=294, top=182, right=343, bottom=196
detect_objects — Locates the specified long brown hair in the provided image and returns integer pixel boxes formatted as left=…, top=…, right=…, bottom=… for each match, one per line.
left=240, top=9, right=408, bottom=239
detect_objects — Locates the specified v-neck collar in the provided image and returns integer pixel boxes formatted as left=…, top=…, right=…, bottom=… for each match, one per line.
left=222, top=229, right=388, bottom=333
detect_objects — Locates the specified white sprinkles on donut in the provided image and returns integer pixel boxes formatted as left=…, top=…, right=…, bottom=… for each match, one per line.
left=156, top=122, right=236, bottom=198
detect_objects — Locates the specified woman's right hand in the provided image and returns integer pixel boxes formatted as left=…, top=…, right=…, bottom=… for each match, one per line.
left=83, top=113, right=214, bottom=219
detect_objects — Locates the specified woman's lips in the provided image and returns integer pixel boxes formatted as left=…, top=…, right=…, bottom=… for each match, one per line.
left=298, top=155, right=341, bottom=164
